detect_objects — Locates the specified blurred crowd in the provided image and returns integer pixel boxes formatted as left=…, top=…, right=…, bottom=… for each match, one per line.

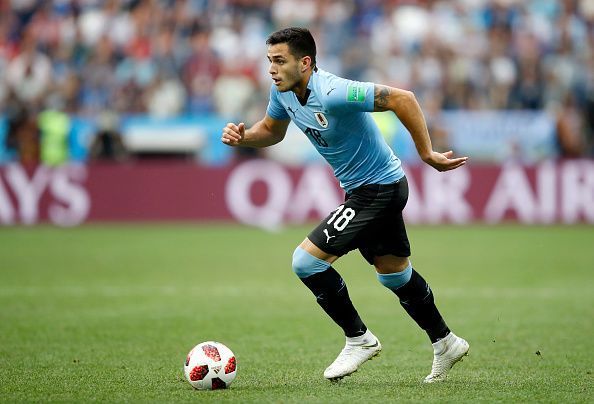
left=1, top=0, right=593, bottom=163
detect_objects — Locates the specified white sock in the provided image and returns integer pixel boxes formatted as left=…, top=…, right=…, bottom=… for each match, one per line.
left=346, top=329, right=375, bottom=346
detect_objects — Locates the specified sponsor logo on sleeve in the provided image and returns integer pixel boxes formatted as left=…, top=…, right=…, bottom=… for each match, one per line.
left=346, top=84, right=366, bottom=102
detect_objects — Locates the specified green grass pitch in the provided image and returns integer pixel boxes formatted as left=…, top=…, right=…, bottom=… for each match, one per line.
left=0, top=224, right=593, bottom=402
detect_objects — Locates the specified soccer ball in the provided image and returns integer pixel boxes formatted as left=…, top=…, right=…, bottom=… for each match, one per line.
left=184, top=341, right=237, bottom=390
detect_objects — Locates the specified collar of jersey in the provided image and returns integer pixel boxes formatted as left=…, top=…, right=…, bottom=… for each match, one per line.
left=296, top=70, right=317, bottom=106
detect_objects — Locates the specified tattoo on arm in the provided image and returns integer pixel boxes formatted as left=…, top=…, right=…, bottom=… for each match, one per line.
left=374, top=85, right=391, bottom=111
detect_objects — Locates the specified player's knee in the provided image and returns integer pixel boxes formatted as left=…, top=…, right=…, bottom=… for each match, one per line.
left=374, top=255, right=410, bottom=274
left=377, top=260, right=413, bottom=290
left=292, top=246, right=331, bottom=279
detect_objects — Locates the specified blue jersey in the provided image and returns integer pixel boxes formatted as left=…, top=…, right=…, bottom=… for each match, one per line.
left=266, top=68, right=404, bottom=192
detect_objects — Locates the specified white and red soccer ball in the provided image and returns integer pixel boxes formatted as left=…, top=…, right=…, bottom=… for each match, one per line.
left=184, top=341, right=237, bottom=390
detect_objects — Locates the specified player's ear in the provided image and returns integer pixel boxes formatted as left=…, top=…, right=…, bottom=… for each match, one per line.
left=301, top=56, right=312, bottom=72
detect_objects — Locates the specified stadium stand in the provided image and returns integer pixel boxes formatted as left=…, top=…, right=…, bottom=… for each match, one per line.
left=0, top=0, right=593, bottom=164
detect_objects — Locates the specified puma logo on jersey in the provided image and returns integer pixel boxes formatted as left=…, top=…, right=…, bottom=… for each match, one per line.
left=323, top=228, right=335, bottom=243
left=315, top=112, right=329, bottom=128
left=287, top=106, right=297, bottom=118
left=326, top=87, right=336, bottom=95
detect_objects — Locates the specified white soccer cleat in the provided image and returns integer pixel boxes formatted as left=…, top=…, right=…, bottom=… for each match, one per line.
left=323, top=330, right=382, bottom=381
left=424, top=332, right=469, bottom=383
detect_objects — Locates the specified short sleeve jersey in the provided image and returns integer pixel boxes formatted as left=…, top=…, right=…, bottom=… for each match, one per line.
left=266, top=68, right=404, bottom=192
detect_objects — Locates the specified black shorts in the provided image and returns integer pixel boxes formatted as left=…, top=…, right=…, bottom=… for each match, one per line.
left=308, top=176, right=411, bottom=265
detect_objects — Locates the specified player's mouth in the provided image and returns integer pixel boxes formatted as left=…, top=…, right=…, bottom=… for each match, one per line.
left=272, top=77, right=282, bottom=86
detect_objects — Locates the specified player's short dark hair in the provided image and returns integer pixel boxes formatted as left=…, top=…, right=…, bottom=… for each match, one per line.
left=266, top=27, right=317, bottom=67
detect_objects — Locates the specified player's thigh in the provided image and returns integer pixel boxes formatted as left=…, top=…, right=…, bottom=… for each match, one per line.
left=307, top=183, right=393, bottom=257
left=359, top=178, right=411, bottom=264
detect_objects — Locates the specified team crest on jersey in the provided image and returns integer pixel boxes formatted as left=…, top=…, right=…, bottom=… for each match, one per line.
left=314, top=112, right=329, bottom=128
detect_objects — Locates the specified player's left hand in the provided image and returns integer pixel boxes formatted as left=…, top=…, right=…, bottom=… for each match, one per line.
left=221, top=122, right=245, bottom=146
left=423, top=151, right=468, bottom=172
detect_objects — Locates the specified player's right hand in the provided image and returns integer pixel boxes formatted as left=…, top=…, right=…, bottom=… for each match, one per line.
left=221, top=122, right=245, bottom=146
left=423, top=150, right=468, bottom=172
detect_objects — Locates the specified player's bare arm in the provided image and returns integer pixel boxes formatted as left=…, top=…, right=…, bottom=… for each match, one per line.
left=221, top=114, right=290, bottom=148
left=374, top=84, right=468, bottom=172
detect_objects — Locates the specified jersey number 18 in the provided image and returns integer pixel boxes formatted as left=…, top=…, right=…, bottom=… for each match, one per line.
left=304, top=127, right=328, bottom=147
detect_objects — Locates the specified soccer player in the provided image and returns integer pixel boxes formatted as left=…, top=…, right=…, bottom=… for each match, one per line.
left=221, top=27, right=469, bottom=382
